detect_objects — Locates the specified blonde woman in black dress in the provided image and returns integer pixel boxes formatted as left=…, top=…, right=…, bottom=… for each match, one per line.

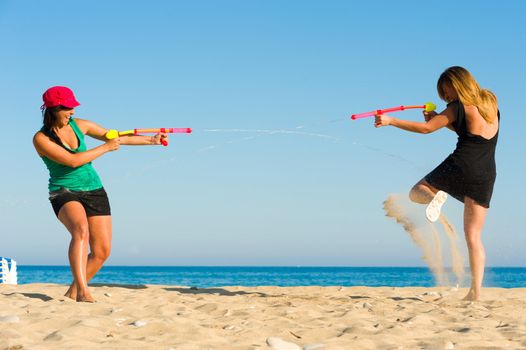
left=375, top=66, right=499, bottom=301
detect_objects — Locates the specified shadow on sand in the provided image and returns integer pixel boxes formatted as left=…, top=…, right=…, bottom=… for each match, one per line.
left=163, top=286, right=269, bottom=297
left=2, top=292, right=54, bottom=301
left=90, top=283, right=148, bottom=290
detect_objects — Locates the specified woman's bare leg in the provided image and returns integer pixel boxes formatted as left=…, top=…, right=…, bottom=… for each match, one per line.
left=65, top=215, right=112, bottom=300
left=58, top=202, right=94, bottom=302
left=463, top=197, right=487, bottom=301
left=409, top=179, right=439, bottom=204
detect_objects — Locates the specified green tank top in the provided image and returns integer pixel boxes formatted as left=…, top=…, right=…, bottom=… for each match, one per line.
left=40, top=118, right=103, bottom=192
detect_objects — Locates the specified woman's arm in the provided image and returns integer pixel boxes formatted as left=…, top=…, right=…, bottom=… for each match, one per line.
left=76, top=119, right=167, bottom=145
left=33, top=131, right=119, bottom=168
left=119, top=133, right=167, bottom=145
left=374, top=105, right=456, bottom=134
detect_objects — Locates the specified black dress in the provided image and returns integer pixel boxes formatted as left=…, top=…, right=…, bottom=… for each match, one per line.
left=425, top=100, right=498, bottom=208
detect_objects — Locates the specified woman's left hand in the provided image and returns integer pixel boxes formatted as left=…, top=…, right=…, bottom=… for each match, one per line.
left=374, top=114, right=392, bottom=128
left=423, top=110, right=437, bottom=122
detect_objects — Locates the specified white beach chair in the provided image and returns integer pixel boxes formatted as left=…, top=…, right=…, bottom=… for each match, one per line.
left=0, top=257, right=17, bottom=285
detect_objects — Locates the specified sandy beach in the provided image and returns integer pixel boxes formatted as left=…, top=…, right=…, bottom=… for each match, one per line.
left=1, top=284, right=525, bottom=349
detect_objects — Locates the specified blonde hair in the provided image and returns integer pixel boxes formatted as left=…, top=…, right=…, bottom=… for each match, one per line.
left=437, top=66, right=498, bottom=123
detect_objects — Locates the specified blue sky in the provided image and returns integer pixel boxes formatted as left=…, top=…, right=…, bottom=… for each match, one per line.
left=1, top=0, right=525, bottom=266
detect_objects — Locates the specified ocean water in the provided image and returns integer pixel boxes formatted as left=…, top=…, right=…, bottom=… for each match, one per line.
left=15, top=266, right=526, bottom=288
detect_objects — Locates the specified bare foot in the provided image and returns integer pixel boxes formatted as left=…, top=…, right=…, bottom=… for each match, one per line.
left=76, top=291, right=96, bottom=303
left=64, top=284, right=77, bottom=300
left=462, top=288, right=480, bottom=301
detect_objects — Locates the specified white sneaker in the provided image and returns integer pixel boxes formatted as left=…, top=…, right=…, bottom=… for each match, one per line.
left=426, top=190, right=447, bottom=222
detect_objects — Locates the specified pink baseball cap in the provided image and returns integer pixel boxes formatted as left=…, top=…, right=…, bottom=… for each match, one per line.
left=41, top=86, right=81, bottom=110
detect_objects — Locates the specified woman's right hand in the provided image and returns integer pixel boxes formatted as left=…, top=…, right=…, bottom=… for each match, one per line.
left=104, top=138, right=121, bottom=152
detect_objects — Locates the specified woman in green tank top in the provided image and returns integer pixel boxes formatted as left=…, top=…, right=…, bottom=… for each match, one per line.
left=33, top=86, right=168, bottom=303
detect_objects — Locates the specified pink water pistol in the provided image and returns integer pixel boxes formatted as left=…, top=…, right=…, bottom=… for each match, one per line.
left=351, top=102, right=436, bottom=120
left=105, top=128, right=192, bottom=146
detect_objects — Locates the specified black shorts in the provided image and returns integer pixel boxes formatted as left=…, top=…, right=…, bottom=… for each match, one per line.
left=49, top=187, right=111, bottom=217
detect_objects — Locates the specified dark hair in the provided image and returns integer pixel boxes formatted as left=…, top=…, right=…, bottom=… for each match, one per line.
left=41, top=106, right=68, bottom=148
